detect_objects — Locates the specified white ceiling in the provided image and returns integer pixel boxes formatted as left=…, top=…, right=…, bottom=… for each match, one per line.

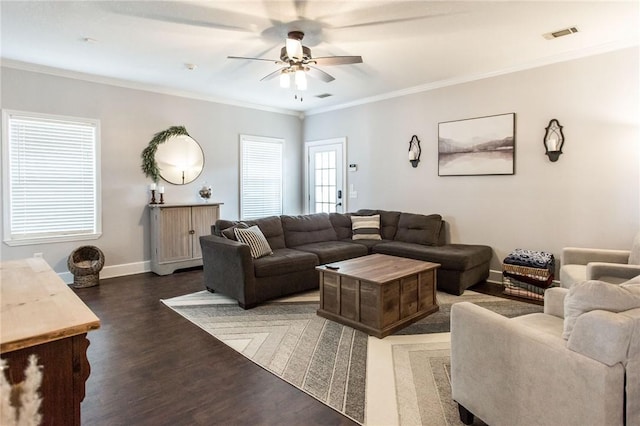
left=1, top=1, right=639, bottom=115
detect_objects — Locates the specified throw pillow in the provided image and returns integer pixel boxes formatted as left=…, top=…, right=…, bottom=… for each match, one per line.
left=234, top=225, right=273, bottom=259
left=221, top=222, right=248, bottom=240
left=562, top=280, right=640, bottom=339
left=351, top=215, right=382, bottom=240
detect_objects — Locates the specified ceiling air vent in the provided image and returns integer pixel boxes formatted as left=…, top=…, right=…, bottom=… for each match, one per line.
left=544, top=26, right=579, bottom=40
left=316, top=93, right=333, bottom=99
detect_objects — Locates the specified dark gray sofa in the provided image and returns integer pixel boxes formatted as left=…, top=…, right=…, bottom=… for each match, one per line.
left=200, top=209, right=492, bottom=308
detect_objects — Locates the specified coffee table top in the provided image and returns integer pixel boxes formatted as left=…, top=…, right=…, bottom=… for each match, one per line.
left=316, top=254, right=439, bottom=284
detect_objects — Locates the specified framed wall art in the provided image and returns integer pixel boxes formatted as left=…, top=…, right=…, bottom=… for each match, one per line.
left=438, top=113, right=515, bottom=176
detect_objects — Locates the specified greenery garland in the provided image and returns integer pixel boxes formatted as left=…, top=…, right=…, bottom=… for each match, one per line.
left=141, top=126, right=190, bottom=182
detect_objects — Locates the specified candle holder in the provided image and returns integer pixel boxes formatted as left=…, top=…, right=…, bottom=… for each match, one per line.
left=150, top=189, right=157, bottom=204
left=159, top=193, right=165, bottom=204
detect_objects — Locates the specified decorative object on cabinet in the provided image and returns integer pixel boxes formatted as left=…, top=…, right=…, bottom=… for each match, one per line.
left=198, top=183, right=212, bottom=202
left=1, top=258, right=100, bottom=426
left=408, top=135, right=421, bottom=168
left=543, top=118, right=564, bottom=162
left=141, top=126, right=204, bottom=185
left=158, top=186, right=165, bottom=204
left=150, top=203, right=222, bottom=275
left=149, top=183, right=157, bottom=204
left=67, top=245, right=105, bottom=288
left=438, top=113, right=515, bottom=176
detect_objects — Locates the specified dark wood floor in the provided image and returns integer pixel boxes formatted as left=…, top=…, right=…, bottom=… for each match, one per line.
left=75, top=270, right=539, bottom=425
left=75, top=268, right=357, bottom=426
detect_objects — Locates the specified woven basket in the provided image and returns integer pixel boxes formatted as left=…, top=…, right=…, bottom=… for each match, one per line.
left=502, top=263, right=552, bottom=280
left=68, top=246, right=105, bottom=288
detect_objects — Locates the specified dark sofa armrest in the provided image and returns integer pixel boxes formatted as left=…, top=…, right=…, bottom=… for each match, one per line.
left=199, top=235, right=257, bottom=308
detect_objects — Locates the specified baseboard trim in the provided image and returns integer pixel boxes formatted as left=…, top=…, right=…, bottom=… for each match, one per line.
left=60, top=261, right=151, bottom=285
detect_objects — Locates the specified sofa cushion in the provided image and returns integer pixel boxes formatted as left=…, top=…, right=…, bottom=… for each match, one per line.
left=372, top=241, right=492, bottom=271
left=563, top=280, right=640, bottom=339
left=329, top=212, right=352, bottom=240
left=351, top=215, right=382, bottom=240
left=341, top=238, right=389, bottom=253
left=253, top=248, right=319, bottom=278
left=356, top=209, right=401, bottom=240
left=221, top=222, right=248, bottom=240
left=294, top=241, right=368, bottom=264
left=215, top=217, right=285, bottom=249
left=394, top=213, right=442, bottom=246
left=250, top=216, right=286, bottom=250
left=234, top=226, right=273, bottom=259
left=281, top=213, right=337, bottom=247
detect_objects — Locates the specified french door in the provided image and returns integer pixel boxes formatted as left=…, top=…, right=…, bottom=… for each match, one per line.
left=306, top=138, right=346, bottom=214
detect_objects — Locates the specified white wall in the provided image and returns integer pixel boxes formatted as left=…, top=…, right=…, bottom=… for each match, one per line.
left=0, top=67, right=303, bottom=277
left=304, top=48, right=640, bottom=275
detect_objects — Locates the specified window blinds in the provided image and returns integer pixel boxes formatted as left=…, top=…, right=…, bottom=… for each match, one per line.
left=3, top=112, right=100, bottom=244
left=240, top=136, right=283, bottom=221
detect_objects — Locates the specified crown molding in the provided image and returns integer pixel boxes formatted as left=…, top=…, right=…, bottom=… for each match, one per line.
left=0, top=59, right=300, bottom=117
left=305, top=38, right=640, bottom=116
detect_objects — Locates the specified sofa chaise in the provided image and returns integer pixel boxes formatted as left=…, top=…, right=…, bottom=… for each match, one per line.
left=200, top=209, right=492, bottom=308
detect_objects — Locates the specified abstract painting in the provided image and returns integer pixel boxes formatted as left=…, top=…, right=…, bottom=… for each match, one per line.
left=438, top=113, right=515, bottom=176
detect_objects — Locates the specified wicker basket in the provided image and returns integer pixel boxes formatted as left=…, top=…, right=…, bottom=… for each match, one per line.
left=502, top=263, right=552, bottom=280
left=68, top=246, right=105, bottom=288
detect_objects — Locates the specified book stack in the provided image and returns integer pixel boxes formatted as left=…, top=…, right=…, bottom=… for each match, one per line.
left=502, top=249, right=555, bottom=301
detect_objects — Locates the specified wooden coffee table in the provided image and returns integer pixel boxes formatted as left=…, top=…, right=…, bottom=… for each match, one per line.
left=316, top=254, right=440, bottom=338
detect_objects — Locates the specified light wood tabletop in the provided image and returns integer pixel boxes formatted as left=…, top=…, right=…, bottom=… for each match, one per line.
left=1, top=257, right=100, bottom=353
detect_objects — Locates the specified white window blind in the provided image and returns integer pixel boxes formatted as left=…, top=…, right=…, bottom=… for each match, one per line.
left=2, top=110, right=101, bottom=245
left=240, top=135, right=283, bottom=220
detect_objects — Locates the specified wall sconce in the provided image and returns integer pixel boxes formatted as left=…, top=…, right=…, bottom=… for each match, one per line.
left=543, top=119, right=565, bottom=162
left=408, top=135, right=421, bottom=168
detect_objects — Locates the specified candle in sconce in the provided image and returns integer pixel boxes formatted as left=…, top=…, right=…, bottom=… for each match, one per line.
left=149, top=183, right=156, bottom=191
left=158, top=186, right=165, bottom=194
left=548, top=135, right=559, bottom=151
left=409, top=150, right=417, bottom=161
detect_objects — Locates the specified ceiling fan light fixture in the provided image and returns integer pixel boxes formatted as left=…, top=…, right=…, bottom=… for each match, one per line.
left=279, top=70, right=291, bottom=88
left=295, top=68, right=307, bottom=91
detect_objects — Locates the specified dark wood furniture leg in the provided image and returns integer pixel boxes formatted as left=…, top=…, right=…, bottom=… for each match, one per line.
left=458, top=403, right=475, bottom=425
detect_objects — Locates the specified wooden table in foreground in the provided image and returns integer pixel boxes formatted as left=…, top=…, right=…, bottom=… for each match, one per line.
left=1, top=258, right=100, bottom=426
left=316, top=254, right=440, bottom=338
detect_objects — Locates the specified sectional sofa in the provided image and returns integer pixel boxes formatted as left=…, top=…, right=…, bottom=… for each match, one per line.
left=200, top=209, right=492, bottom=309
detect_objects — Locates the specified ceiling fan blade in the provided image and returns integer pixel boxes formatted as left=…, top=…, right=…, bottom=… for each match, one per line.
left=227, top=56, right=283, bottom=65
left=312, top=56, right=363, bottom=66
left=307, top=67, right=335, bottom=83
left=260, top=68, right=287, bottom=82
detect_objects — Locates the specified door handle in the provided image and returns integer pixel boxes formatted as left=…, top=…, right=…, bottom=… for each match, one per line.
left=336, top=202, right=342, bottom=207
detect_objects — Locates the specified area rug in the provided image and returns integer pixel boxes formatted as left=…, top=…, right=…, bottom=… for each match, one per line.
left=161, top=290, right=541, bottom=425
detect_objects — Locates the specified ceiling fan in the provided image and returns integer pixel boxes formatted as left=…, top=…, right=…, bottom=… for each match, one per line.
left=228, top=31, right=363, bottom=91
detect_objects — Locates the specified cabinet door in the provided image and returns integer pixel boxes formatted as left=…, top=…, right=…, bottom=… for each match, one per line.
left=191, top=205, right=219, bottom=258
left=158, top=207, right=192, bottom=262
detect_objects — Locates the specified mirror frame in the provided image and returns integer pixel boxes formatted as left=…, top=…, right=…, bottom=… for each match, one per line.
left=141, top=126, right=205, bottom=185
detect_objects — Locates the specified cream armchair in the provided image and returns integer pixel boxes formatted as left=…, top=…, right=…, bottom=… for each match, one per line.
left=560, top=232, right=640, bottom=288
left=451, top=282, right=640, bottom=426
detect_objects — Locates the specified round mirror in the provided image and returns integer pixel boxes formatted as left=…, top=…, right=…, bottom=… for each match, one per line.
left=154, top=134, right=204, bottom=185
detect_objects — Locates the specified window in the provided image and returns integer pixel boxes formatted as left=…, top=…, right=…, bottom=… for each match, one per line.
left=240, top=135, right=283, bottom=220
left=2, top=110, right=101, bottom=245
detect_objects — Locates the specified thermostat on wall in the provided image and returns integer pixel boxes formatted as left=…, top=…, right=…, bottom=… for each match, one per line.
left=349, top=164, right=358, bottom=172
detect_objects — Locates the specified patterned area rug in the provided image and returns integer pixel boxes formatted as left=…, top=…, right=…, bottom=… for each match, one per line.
left=162, top=289, right=542, bottom=425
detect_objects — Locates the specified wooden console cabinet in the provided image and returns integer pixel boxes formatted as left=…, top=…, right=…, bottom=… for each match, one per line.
left=150, top=203, right=222, bottom=275
left=1, top=258, right=100, bottom=426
